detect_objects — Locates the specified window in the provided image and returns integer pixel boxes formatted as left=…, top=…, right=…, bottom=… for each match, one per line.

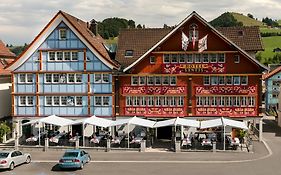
left=155, top=96, right=161, bottom=106
left=95, top=97, right=102, bottom=106
left=150, top=56, right=155, bottom=64
left=226, top=76, right=232, bottom=85
left=170, top=97, right=176, bottom=106
left=126, top=96, right=132, bottom=106
left=139, top=77, right=146, bottom=85
left=26, top=74, right=33, bottom=83
left=102, top=74, right=109, bottom=83
left=53, top=96, right=60, bottom=106
left=19, top=74, right=26, bottom=83
left=210, top=54, right=217, bottom=63
left=76, top=74, right=82, bottom=83
left=95, top=74, right=102, bottom=83
left=26, top=96, right=34, bottom=106
left=64, top=52, right=71, bottom=61
left=147, top=76, right=154, bottom=85
left=219, top=97, right=225, bottom=106
left=103, top=97, right=110, bottom=106
left=61, top=96, right=67, bottom=106
left=67, top=96, right=75, bottom=106
left=76, top=96, right=83, bottom=106
left=189, top=23, right=199, bottom=41
left=133, top=96, right=139, bottom=106
left=162, top=76, right=169, bottom=85
left=170, top=76, right=176, bottom=85
left=49, top=52, right=55, bottom=61
left=186, top=54, right=193, bottom=63
left=233, top=97, right=240, bottom=106
left=234, top=55, right=240, bottom=63
left=19, top=96, right=26, bottom=106
left=45, top=74, right=52, bottom=83
left=59, top=29, right=67, bottom=40
left=171, top=54, right=178, bottom=63
left=196, top=97, right=201, bottom=106
left=163, top=54, right=170, bottom=63
left=125, top=50, right=133, bottom=57
left=140, top=97, right=146, bottom=106
left=163, top=96, right=169, bottom=106
left=218, top=76, right=225, bottom=85
left=148, top=97, right=154, bottom=106
left=205, top=97, right=210, bottom=106
left=71, top=52, right=78, bottom=61
left=178, top=97, right=184, bottom=106
left=233, top=76, right=240, bottom=85
left=194, top=54, right=201, bottom=63
left=53, top=74, right=60, bottom=83
left=202, top=54, right=209, bottom=63
left=67, top=74, right=75, bottom=83
left=155, top=76, right=161, bottom=85
left=211, top=97, right=217, bottom=106
left=218, top=53, right=225, bottom=63
left=241, top=97, right=247, bottom=106
left=60, top=74, right=66, bottom=83
left=211, top=76, right=218, bottom=85
left=248, top=97, right=255, bottom=106
left=57, top=52, right=63, bottom=61
left=179, top=54, right=185, bottom=63
left=45, top=96, right=52, bottom=106
left=203, top=76, right=210, bottom=85
left=131, top=76, right=138, bottom=85
left=241, top=76, right=248, bottom=85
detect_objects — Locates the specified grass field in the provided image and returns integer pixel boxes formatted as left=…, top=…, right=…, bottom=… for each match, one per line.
left=259, top=36, right=281, bottom=59
left=260, top=27, right=281, bottom=33
left=231, top=12, right=264, bottom=27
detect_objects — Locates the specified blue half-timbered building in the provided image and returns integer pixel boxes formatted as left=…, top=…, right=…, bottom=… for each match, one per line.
left=7, top=11, right=119, bottom=136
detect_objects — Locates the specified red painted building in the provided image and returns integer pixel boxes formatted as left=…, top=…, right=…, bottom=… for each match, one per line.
left=115, top=12, right=267, bottom=123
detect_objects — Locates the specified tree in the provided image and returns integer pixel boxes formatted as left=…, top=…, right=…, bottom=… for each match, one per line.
left=210, top=12, right=243, bottom=27
left=247, top=13, right=254, bottom=19
left=0, top=122, right=11, bottom=143
left=262, top=17, right=279, bottom=27
left=128, top=20, right=135, bottom=28
left=137, top=24, right=142, bottom=29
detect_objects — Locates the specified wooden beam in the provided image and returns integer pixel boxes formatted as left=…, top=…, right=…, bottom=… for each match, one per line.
left=36, top=73, right=39, bottom=116
left=11, top=74, right=15, bottom=116
left=84, top=48, right=87, bottom=71
left=112, top=75, right=115, bottom=119
left=39, top=51, right=42, bottom=71
left=88, top=73, right=91, bottom=116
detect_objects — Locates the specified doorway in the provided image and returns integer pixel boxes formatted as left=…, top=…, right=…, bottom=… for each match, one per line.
left=157, top=126, right=172, bottom=139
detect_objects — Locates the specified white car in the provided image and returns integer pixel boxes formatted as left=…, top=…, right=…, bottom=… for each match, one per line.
left=0, top=150, right=31, bottom=170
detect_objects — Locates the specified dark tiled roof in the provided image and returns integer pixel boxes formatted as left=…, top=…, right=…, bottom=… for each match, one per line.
left=0, top=40, right=16, bottom=58
left=60, top=11, right=119, bottom=68
left=216, top=26, right=263, bottom=51
left=116, top=26, right=263, bottom=69
left=116, top=28, right=171, bottom=68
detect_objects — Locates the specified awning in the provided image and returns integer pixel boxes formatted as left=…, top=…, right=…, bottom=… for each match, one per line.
left=153, top=117, right=200, bottom=128
left=222, top=118, right=248, bottom=130
left=200, top=117, right=248, bottom=130
left=200, top=118, right=223, bottom=129
left=22, top=115, right=73, bottom=127
left=70, top=115, right=113, bottom=128
left=110, top=116, right=156, bottom=128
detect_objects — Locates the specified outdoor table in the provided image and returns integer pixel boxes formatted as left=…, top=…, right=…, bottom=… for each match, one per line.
left=90, top=135, right=104, bottom=144
left=181, top=137, right=192, bottom=146
left=69, top=136, right=81, bottom=143
left=26, top=136, right=38, bottom=142
left=49, top=132, right=66, bottom=143
left=201, top=138, right=212, bottom=146
left=130, top=137, right=143, bottom=144
left=111, top=136, right=124, bottom=144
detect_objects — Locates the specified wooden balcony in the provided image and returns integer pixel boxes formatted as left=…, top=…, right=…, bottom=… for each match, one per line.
left=124, top=106, right=187, bottom=117
left=195, top=106, right=257, bottom=117
left=122, top=85, right=187, bottom=95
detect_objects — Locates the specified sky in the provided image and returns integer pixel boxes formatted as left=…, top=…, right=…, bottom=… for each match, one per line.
left=1, top=0, right=281, bottom=45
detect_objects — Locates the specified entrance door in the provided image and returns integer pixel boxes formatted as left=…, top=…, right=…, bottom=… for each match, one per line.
left=72, top=124, right=82, bottom=136
left=157, top=126, right=172, bottom=140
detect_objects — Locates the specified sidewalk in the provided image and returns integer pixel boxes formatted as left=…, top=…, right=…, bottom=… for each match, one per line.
left=21, top=140, right=269, bottom=163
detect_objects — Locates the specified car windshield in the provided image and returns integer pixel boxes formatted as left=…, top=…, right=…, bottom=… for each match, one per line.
left=63, top=152, right=78, bottom=157
left=0, top=152, right=9, bottom=158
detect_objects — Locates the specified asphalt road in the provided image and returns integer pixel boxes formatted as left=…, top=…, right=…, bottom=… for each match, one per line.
left=0, top=117, right=280, bottom=175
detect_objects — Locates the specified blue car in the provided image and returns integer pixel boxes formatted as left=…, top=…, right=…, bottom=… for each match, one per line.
left=58, top=149, right=91, bottom=169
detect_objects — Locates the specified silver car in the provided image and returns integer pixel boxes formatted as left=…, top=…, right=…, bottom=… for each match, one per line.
left=0, top=150, right=31, bottom=170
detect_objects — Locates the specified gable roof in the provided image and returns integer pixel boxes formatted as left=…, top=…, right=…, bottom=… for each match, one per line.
left=262, top=66, right=281, bottom=80
left=116, top=28, right=171, bottom=68
left=216, top=26, right=263, bottom=51
left=121, top=11, right=268, bottom=72
left=0, top=40, right=16, bottom=58
left=7, top=11, right=119, bottom=71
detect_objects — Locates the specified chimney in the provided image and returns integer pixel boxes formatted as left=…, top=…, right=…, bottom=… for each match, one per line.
left=90, top=19, right=98, bottom=36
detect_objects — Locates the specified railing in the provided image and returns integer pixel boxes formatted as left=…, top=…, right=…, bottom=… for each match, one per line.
left=124, top=106, right=187, bottom=117
left=122, top=85, right=187, bottom=95
left=195, top=107, right=257, bottom=116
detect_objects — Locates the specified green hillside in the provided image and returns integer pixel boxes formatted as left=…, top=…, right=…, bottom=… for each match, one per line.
left=231, top=12, right=264, bottom=26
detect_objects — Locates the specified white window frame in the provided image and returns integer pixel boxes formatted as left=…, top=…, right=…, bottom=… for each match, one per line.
left=132, top=76, right=139, bottom=85
left=94, top=96, right=102, bottom=106
left=218, top=76, right=225, bottom=85
left=19, top=96, right=26, bottom=106
left=171, top=54, right=178, bottom=63
left=241, top=96, right=247, bottom=107
left=64, top=51, right=71, bottom=61
left=170, top=76, right=176, bottom=86
left=59, top=28, right=67, bottom=40
left=71, top=51, right=78, bottom=61
left=163, top=54, right=170, bottom=63
left=241, top=76, right=248, bottom=85
left=210, top=53, right=217, bottom=63
left=163, top=96, right=169, bottom=106
left=75, top=74, right=83, bottom=83
left=60, top=96, right=67, bottom=106
left=56, top=51, right=63, bottom=61
left=53, top=96, right=60, bottom=106
left=202, top=54, right=209, bottom=63
left=26, top=96, right=34, bottom=106
left=248, top=97, right=255, bottom=107
left=48, top=51, right=56, bottom=61
left=45, top=74, right=52, bottom=83
left=102, top=74, right=109, bottom=83
left=211, top=97, right=217, bottom=106
left=155, top=76, right=161, bottom=85
left=103, top=96, right=110, bottom=106
left=186, top=54, right=193, bottom=63
left=155, top=96, right=161, bottom=106
left=67, top=74, right=75, bottom=83
left=179, top=54, right=185, bottom=63
left=139, top=77, right=146, bottom=85
left=45, top=96, right=52, bottom=106
left=162, top=76, right=169, bottom=85
left=234, top=55, right=240, bottom=63
left=75, top=96, right=83, bottom=106
left=150, top=56, right=156, bottom=64
left=194, top=54, right=201, bottom=63
left=126, top=96, right=132, bottom=106
left=218, top=53, right=225, bottom=63
left=170, top=97, right=176, bottom=106
left=26, top=74, right=33, bottom=83
left=94, top=74, right=102, bottom=83
left=147, top=76, right=154, bottom=85
left=18, top=74, right=33, bottom=84
left=148, top=96, right=154, bottom=106
left=226, top=76, right=232, bottom=85
left=211, top=76, right=218, bottom=85
left=140, top=97, right=146, bottom=106
left=233, top=76, right=240, bottom=85
left=203, top=76, right=210, bottom=85
left=178, top=96, right=184, bottom=106
left=53, top=74, right=60, bottom=84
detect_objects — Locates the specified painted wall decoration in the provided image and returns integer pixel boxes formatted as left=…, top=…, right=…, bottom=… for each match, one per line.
left=195, top=85, right=257, bottom=95
left=162, top=63, right=226, bottom=74
left=195, top=107, right=256, bottom=116
left=122, top=86, right=186, bottom=95
left=125, top=107, right=186, bottom=117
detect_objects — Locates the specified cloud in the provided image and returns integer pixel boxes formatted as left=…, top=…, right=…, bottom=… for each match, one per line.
left=1, top=0, right=281, bottom=45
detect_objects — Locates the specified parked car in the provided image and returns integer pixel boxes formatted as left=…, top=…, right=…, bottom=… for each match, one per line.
left=0, top=150, right=31, bottom=170
left=58, top=149, right=91, bottom=169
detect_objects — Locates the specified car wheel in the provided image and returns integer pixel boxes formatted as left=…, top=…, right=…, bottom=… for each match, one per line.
left=26, top=156, right=31, bottom=164
left=9, top=162, right=15, bottom=170
left=87, top=156, right=91, bottom=163
left=80, top=163, right=84, bottom=169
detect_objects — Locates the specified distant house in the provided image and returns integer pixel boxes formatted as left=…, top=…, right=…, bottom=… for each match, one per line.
left=273, top=48, right=281, bottom=53
left=263, top=66, right=281, bottom=112
left=0, top=40, right=16, bottom=120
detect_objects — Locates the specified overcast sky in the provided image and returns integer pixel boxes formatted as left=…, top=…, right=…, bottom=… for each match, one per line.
left=1, top=0, right=281, bottom=45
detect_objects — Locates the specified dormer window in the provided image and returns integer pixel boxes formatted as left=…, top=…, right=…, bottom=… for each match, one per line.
left=59, top=28, right=67, bottom=40
left=125, top=50, right=133, bottom=57
left=238, top=30, right=244, bottom=36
